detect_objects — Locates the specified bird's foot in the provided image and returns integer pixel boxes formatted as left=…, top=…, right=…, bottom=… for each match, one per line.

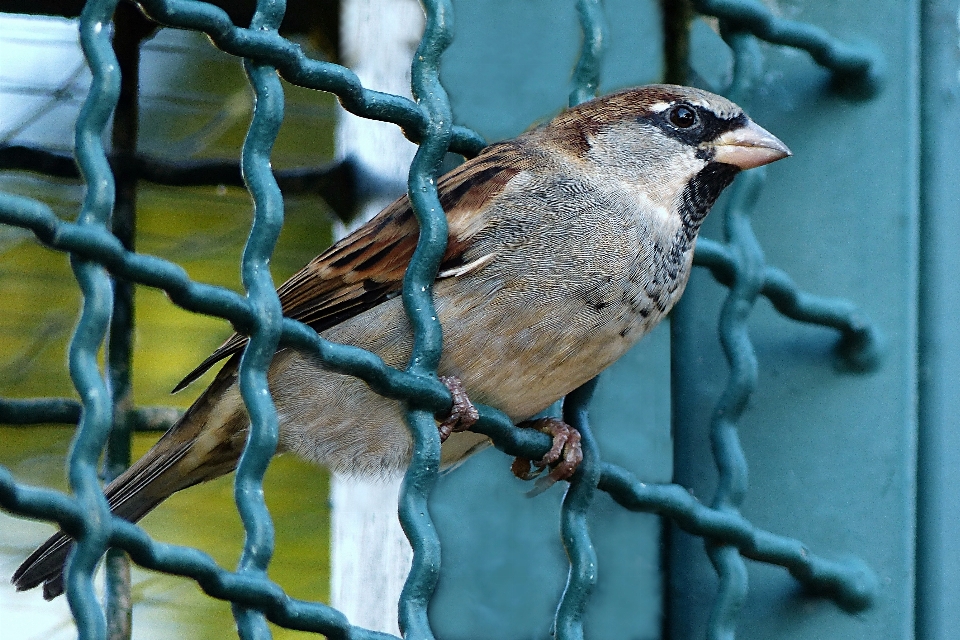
left=510, top=417, right=583, bottom=485
left=437, top=376, right=479, bottom=443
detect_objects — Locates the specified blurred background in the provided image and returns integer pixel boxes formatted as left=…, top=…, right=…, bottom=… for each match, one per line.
left=0, top=11, right=338, bottom=639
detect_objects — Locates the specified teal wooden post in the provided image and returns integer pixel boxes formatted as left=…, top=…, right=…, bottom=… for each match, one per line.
left=671, top=1, right=919, bottom=638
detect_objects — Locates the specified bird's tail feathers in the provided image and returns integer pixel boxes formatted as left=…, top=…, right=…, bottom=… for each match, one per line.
left=11, top=363, right=245, bottom=600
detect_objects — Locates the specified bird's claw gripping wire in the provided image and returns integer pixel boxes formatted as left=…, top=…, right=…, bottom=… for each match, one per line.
left=510, top=417, right=583, bottom=492
left=437, top=376, right=479, bottom=442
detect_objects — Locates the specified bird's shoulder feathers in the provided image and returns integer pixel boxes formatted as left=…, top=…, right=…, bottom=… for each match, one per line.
left=173, top=141, right=531, bottom=392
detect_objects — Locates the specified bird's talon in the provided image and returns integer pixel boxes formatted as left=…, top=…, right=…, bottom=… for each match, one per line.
left=511, top=456, right=545, bottom=481
left=510, top=418, right=582, bottom=482
left=437, top=376, right=479, bottom=443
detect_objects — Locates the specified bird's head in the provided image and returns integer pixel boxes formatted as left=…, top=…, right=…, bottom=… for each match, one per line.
left=543, top=84, right=790, bottom=227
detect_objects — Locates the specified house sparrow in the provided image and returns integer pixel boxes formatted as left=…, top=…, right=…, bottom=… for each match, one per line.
left=13, top=84, right=789, bottom=599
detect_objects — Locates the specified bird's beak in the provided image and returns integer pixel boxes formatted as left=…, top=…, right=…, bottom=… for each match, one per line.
left=707, top=120, right=792, bottom=170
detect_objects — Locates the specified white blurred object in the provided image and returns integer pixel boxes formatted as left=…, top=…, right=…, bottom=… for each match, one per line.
left=330, top=0, right=425, bottom=635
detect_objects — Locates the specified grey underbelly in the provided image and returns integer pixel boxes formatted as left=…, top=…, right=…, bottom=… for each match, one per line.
left=268, top=349, right=490, bottom=477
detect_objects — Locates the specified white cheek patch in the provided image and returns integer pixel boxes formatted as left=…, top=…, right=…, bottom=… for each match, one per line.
left=625, top=149, right=707, bottom=230
left=628, top=186, right=681, bottom=231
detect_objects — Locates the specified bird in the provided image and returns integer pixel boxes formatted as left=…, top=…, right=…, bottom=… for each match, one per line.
left=13, top=84, right=790, bottom=599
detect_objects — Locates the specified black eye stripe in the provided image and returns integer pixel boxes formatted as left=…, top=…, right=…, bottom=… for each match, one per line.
left=638, top=106, right=747, bottom=148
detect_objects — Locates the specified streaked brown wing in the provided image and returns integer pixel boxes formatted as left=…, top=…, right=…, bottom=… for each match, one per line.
left=173, top=141, right=525, bottom=392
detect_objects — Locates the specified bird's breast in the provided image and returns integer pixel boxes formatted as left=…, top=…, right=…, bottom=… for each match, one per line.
left=431, top=187, right=694, bottom=419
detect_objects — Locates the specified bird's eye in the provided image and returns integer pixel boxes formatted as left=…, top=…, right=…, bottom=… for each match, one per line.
left=668, top=104, right=698, bottom=129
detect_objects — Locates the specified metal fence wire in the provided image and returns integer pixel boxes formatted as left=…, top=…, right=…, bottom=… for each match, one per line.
left=0, top=0, right=887, bottom=639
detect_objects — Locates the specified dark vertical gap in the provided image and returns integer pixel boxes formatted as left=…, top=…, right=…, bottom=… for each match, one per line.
left=916, top=1, right=929, bottom=634
left=104, top=4, right=154, bottom=640
left=661, top=0, right=694, bottom=85
left=915, top=1, right=957, bottom=639
left=661, top=2, right=694, bottom=639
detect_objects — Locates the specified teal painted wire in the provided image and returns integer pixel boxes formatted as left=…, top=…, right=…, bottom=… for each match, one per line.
left=59, top=0, right=123, bottom=637
left=699, top=26, right=875, bottom=638
left=135, top=0, right=486, bottom=158
left=0, top=420, right=876, bottom=622
left=705, top=170, right=765, bottom=640
left=402, top=0, right=454, bottom=379
left=569, top=0, right=606, bottom=107
left=0, top=399, right=174, bottom=430
left=396, top=0, right=457, bottom=636
left=694, top=239, right=885, bottom=371
left=230, top=1, right=288, bottom=637
left=693, top=0, right=884, bottom=96
left=591, top=464, right=878, bottom=612
left=554, top=379, right=601, bottom=640
left=0, top=194, right=454, bottom=413
left=711, top=169, right=765, bottom=504
left=705, top=545, right=749, bottom=640
left=699, top=29, right=768, bottom=640
left=66, top=257, right=114, bottom=640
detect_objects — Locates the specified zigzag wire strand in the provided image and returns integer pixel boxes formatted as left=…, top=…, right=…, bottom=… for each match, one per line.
left=229, top=0, right=288, bottom=637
